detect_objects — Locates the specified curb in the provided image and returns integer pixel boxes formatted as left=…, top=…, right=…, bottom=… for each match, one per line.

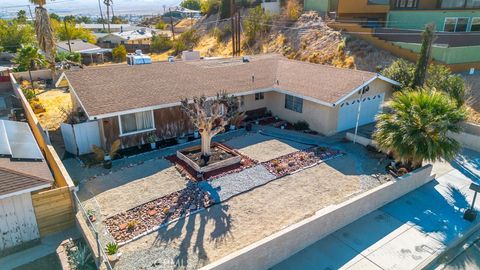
left=417, top=215, right=480, bottom=269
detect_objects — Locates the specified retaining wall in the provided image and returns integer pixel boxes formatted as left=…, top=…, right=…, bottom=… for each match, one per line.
left=201, top=165, right=434, bottom=270
left=449, top=122, right=480, bottom=152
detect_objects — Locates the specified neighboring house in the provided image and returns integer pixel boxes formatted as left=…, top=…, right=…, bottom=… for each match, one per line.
left=306, top=0, right=480, bottom=70
left=56, top=55, right=398, bottom=151
left=77, top=23, right=141, bottom=33
left=56, top=39, right=112, bottom=65
left=0, top=120, right=54, bottom=255
left=304, top=0, right=390, bottom=24
left=98, top=29, right=155, bottom=46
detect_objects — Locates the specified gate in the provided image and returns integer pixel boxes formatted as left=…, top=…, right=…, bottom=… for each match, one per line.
left=61, top=121, right=101, bottom=155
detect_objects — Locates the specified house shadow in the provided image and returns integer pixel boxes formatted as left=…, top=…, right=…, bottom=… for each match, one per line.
left=150, top=183, right=233, bottom=270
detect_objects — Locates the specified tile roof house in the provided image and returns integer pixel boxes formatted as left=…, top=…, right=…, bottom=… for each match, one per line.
left=57, top=55, right=399, bottom=151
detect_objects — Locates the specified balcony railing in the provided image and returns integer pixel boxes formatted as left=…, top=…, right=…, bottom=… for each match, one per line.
left=391, top=0, right=480, bottom=10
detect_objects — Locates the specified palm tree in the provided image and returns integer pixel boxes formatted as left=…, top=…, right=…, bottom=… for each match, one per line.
left=29, top=0, right=56, bottom=69
left=13, top=45, right=47, bottom=72
left=373, top=88, right=466, bottom=170
left=103, top=0, right=111, bottom=33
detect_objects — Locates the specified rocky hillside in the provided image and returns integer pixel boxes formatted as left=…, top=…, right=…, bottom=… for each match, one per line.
left=192, top=11, right=398, bottom=72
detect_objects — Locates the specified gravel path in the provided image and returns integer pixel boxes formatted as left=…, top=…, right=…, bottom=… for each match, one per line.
left=198, top=165, right=276, bottom=203
left=114, top=245, right=204, bottom=270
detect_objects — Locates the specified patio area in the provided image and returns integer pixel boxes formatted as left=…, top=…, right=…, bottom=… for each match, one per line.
left=68, top=127, right=394, bottom=269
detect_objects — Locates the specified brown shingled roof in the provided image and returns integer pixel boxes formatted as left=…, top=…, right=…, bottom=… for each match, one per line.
left=64, top=55, right=379, bottom=118
left=0, top=165, right=53, bottom=198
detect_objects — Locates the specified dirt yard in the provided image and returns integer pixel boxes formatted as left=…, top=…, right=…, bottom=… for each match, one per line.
left=114, top=156, right=363, bottom=270
left=35, top=88, right=73, bottom=130
left=224, top=133, right=309, bottom=162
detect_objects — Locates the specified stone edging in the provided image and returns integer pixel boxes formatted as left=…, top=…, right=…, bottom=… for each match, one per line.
left=117, top=208, right=206, bottom=246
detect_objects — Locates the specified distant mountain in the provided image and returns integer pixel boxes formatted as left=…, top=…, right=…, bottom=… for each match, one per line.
left=0, top=0, right=181, bottom=18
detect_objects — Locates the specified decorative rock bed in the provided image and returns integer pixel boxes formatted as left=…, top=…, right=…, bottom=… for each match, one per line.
left=176, top=143, right=242, bottom=174
left=167, top=144, right=257, bottom=181
left=104, top=184, right=214, bottom=244
left=262, top=147, right=343, bottom=177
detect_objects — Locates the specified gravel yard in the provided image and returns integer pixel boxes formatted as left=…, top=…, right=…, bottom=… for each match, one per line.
left=73, top=130, right=392, bottom=269
left=115, top=159, right=364, bottom=270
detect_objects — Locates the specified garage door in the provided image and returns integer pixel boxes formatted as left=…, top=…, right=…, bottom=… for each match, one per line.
left=337, top=93, right=384, bottom=132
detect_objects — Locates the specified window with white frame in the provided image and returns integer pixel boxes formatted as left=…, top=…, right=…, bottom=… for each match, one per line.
left=444, top=17, right=469, bottom=32
left=255, top=92, right=264, bottom=100
left=284, top=94, right=303, bottom=113
left=119, top=110, right=154, bottom=135
left=472, top=17, right=480, bottom=31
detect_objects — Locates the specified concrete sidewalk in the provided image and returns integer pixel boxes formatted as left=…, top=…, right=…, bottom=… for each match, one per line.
left=272, top=149, right=480, bottom=270
left=0, top=227, right=79, bottom=270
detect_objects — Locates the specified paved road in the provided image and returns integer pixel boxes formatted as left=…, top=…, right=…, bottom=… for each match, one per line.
left=272, top=149, right=480, bottom=270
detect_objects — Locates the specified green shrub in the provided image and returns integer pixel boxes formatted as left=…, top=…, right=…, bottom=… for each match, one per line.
left=243, top=6, right=272, bottom=45
left=105, top=242, right=119, bottom=255
left=179, top=29, right=201, bottom=48
left=155, top=21, right=166, bottom=30
left=180, top=0, right=202, bottom=10
left=173, top=40, right=188, bottom=55
left=211, top=27, right=225, bottom=43
left=151, top=35, right=173, bottom=52
left=112, top=45, right=127, bottom=62
left=71, top=243, right=95, bottom=270
left=56, top=51, right=82, bottom=63
left=293, top=121, right=309, bottom=131
left=201, top=0, right=221, bottom=15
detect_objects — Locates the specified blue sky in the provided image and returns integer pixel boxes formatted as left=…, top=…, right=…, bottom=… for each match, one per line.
left=1, top=0, right=181, bottom=17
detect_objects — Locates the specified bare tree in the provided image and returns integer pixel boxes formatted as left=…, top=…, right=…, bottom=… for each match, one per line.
left=181, top=93, right=239, bottom=157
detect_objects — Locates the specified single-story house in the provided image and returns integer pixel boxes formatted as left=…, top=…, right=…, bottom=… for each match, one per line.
left=98, top=29, right=155, bottom=46
left=0, top=120, right=54, bottom=255
left=56, top=55, right=399, bottom=150
left=56, top=39, right=112, bottom=65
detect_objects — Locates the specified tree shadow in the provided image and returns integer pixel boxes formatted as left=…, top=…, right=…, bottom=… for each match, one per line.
left=151, top=184, right=233, bottom=270
left=450, top=149, right=480, bottom=184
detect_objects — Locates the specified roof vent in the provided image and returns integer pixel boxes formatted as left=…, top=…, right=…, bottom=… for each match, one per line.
left=252, top=74, right=255, bottom=83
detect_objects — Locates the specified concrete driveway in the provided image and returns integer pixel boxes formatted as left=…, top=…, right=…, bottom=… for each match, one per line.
left=272, top=149, right=480, bottom=270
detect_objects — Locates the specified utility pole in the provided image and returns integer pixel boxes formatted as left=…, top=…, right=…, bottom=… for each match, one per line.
left=169, top=8, right=175, bottom=40
left=111, top=0, right=115, bottom=21
left=27, top=5, right=34, bottom=21
left=236, top=11, right=241, bottom=55
left=64, top=20, right=72, bottom=52
left=231, top=0, right=236, bottom=57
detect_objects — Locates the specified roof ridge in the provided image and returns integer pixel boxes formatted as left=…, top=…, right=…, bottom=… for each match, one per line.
left=0, top=166, right=53, bottom=184
left=277, top=57, right=377, bottom=77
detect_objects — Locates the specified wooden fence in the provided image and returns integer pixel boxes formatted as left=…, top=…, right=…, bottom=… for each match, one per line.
left=31, top=187, right=75, bottom=236
left=9, top=72, right=76, bottom=236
